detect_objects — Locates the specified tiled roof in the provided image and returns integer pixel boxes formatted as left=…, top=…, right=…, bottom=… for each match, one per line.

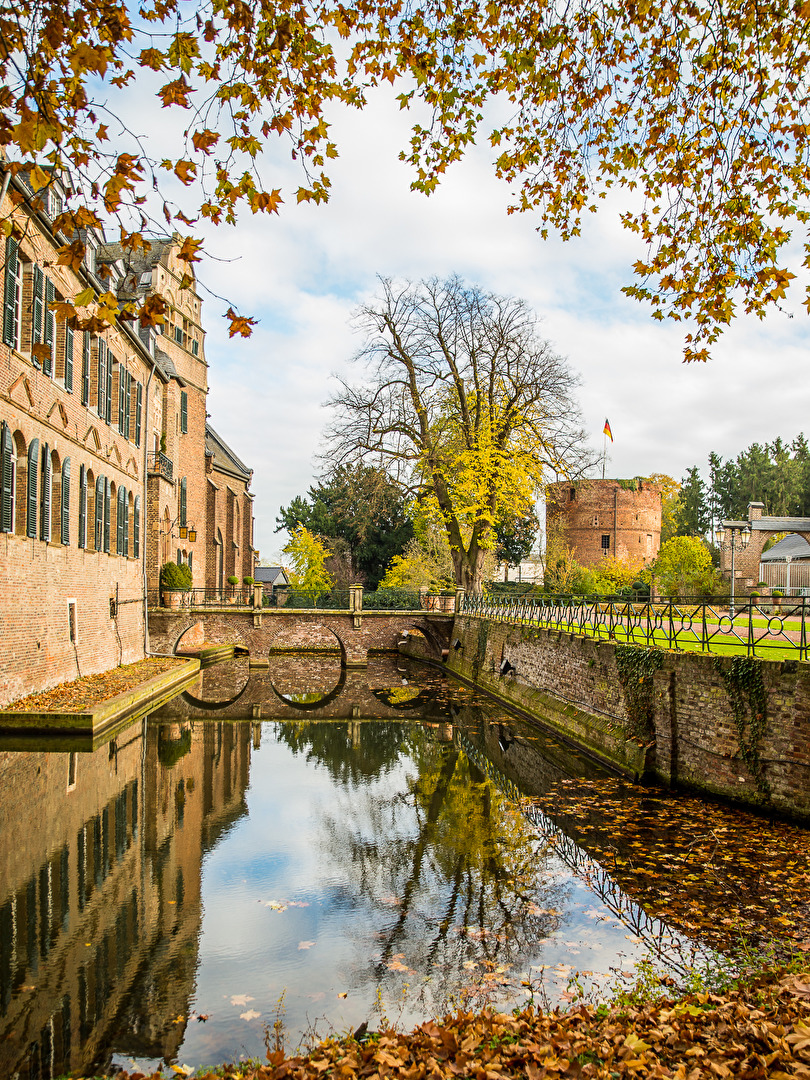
left=205, top=422, right=252, bottom=480
left=752, top=516, right=810, bottom=531
left=760, top=533, right=810, bottom=561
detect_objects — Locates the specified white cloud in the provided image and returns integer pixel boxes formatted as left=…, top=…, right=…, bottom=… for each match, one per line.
left=100, top=76, right=810, bottom=552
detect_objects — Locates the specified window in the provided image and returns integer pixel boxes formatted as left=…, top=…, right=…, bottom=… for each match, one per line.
left=103, top=478, right=110, bottom=552
left=26, top=439, right=38, bottom=538
left=32, top=268, right=56, bottom=374
left=64, top=323, right=74, bottom=392
left=97, top=340, right=106, bottom=417
left=40, top=443, right=51, bottom=542
left=67, top=601, right=77, bottom=645
left=81, top=332, right=91, bottom=406
left=0, top=422, right=12, bottom=533
left=601, top=534, right=610, bottom=552
left=78, top=465, right=87, bottom=549
left=173, top=325, right=184, bottom=345
left=180, top=390, right=188, bottom=433
left=61, top=458, right=71, bottom=544
left=117, top=486, right=128, bottom=555
left=133, top=496, right=140, bottom=558
left=569, top=488, right=576, bottom=501
left=179, top=476, right=187, bottom=527
left=94, top=475, right=104, bottom=550
left=135, top=383, right=142, bottom=447
left=2, top=237, right=21, bottom=350
left=191, top=338, right=199, bottom=357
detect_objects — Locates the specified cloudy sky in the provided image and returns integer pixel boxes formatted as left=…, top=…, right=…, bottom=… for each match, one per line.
left=111, top=77, right=810, bottom=561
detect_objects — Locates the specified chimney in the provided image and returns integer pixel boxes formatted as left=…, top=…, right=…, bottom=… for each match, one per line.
left=748, top=502, right=765, bottom=521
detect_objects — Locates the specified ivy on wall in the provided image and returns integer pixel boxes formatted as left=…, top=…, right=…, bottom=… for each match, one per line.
left=713, top=656, right=770, bottom=797
left=614, top=645, right=664, bottom=742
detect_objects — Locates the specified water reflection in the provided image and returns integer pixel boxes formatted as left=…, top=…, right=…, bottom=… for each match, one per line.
left=0, top=656, right=714, bottom=1078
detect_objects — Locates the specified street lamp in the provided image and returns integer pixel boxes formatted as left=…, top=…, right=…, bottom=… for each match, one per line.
left=715, top=521, right=751, bottom=619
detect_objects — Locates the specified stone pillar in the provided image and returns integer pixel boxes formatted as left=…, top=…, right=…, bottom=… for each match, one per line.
left=455, top=587, right=465, bottom=612
left=349, top=583, right=363, bottom=612
left=253, top=582, right=263, bottom=608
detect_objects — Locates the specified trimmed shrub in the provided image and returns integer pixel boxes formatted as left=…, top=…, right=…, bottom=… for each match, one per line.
left=160, top=561, right=193, bottom=591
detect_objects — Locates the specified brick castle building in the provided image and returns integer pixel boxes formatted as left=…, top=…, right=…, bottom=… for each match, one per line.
left=546, top=478, right=662, bottom=568
left=0, top=168, right=256, bottom=706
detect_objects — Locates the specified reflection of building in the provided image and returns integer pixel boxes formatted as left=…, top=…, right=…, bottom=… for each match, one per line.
left=546, top=478, right=662, bottom=567
left=0, top=721, right=252, bottom=1078
left=0, top=167, right=256, bottom=706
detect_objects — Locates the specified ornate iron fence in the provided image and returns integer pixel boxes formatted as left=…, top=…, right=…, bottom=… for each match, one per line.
left=460, top=593, right=810, bottom=660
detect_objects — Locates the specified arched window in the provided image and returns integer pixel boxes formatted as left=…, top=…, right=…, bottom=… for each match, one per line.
left=26, top=438, right=39, bottom=538
left=133, top=495, right=140, bottom=559
left=179, top=476, right=187, bottom=526
left=95, top=475, right=104, bottom=551
left=78, top=465, right=87, bottom=549
left=39, top=442, right=51, bottom=542
left=61, top=457, right=71, bottom=544
left=117, top=485, right=129, bottom=556
left=0, top=421, right=13, bottom=533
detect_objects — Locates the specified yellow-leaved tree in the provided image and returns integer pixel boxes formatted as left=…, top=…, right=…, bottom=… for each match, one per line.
left=325, top=277, right=593, bottom=594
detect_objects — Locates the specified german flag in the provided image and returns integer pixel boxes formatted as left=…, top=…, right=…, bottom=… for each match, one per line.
left=603, top=418, right=613, bottom=442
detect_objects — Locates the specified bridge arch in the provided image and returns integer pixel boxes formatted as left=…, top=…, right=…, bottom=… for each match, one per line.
left=264, top=621, right=348, bottom=667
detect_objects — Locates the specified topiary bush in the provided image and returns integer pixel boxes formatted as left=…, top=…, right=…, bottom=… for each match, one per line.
left=243, top=576, right=255, bottom=585
left=160, top=561, right=193, bottom=591
left=227, top=575, right=239, bottom=586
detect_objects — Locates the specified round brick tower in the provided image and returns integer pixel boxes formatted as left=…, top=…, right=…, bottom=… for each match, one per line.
left=546, top=478, right=662, bottom=568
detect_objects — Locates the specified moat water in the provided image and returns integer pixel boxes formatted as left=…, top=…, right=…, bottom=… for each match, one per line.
left=0, top=654, right=791, bottom=1078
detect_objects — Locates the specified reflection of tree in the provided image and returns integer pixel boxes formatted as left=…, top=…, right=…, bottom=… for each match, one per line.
left=287, top=721, right=571, bottom=1013
left=273, top=720, right=409, bottom=784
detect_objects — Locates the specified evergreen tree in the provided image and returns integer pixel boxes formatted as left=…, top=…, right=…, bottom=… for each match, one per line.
left=676, top=467, right=709, bottom=537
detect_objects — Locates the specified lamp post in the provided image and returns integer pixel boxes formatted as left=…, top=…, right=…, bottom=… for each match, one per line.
left=715, top=520, right=752, bottom=619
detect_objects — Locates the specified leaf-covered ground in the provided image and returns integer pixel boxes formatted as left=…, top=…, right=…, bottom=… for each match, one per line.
left=522, top=779, right=810, bottom=955
left=4, top=657, right=182, bottom=713
left=106, top=965, right=810, bottom=1079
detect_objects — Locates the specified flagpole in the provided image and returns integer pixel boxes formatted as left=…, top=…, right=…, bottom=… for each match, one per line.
left=602, top=430, right=606, bottom=480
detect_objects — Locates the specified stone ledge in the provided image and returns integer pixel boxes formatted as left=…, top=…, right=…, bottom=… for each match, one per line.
left=0, top=658, right=200, bottom=736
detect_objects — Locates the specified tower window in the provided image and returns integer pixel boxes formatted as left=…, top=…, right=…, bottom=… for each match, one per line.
left=601, top=535, right=610, bottom=552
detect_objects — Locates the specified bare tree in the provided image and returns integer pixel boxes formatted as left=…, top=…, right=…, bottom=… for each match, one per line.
left=324, top=276, right=593, bottom=593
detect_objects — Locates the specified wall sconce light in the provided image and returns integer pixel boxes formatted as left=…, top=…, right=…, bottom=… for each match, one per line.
left=179, top=523, right=197, bottom=542
left=452, top=638, right=463, bottom=651
left=499, top=658, right=515, bottom=676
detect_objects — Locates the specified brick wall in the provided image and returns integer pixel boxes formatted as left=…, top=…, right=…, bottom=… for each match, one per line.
left=447, top=614, right=810, bottom=821
left=547, top=479, right=662, bottom=567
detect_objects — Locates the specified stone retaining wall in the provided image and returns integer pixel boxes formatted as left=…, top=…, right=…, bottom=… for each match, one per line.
left=446, top=615, right=810, bottom=821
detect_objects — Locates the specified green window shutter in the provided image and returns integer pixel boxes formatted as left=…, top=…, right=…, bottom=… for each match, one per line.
left=32, top=266, right=44, bottom=359
left=43, top=277, right=55, bottom=375
left=105, top=352, right=113, bottom=424
left=81, top=333, right=90, bottom=405
left=40, top=443, right=51, bottom=542
left=103, top=478, right=110, bottom=552
left=118, top=364, right=126, bottom=430
left=116, top=486, right=124, bottom=553
left=133, top=496, right=140, bottom=559
left=135, top=383, right=142, bottom=447
left=61, top=458, right=70, bottom=544
left=95, top=476, right=103, bottom=550
left=180, top=476, right=187, bottom=526
left=177, top=547, right=181, bottom=565
left=64, top=323, right=74, bottom=391
left=188, top=550, right=192, bottom=571
left=3, top=237, right=19, bottom=347
left=125, top=371, right=132, bottom=440
left=180, top=391, right=188, bottom=433
left=27, top=439, right=38, bottom=537
left=97, top=340, right=106, bottom=416
left=78, top=466, right=86, bottom=549
left=1, top=422, right=12, bottom=533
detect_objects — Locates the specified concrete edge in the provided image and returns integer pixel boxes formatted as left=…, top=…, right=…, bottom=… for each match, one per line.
left=0, top=659, right=201, bottom=735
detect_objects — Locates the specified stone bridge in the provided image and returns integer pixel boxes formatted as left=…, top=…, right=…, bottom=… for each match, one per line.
left=147, top=605, right=453, bottom=667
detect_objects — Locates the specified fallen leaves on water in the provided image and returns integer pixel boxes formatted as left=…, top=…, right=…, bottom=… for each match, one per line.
left=5, top=657, right=181, bottom=713
left=230, top=994, right=254, bottom=1006
left=240, top=1009, right=261, bottom=1021
left=523, top=778, right=810, bottom=953
left=113, top=965, right=810, bottom=1080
